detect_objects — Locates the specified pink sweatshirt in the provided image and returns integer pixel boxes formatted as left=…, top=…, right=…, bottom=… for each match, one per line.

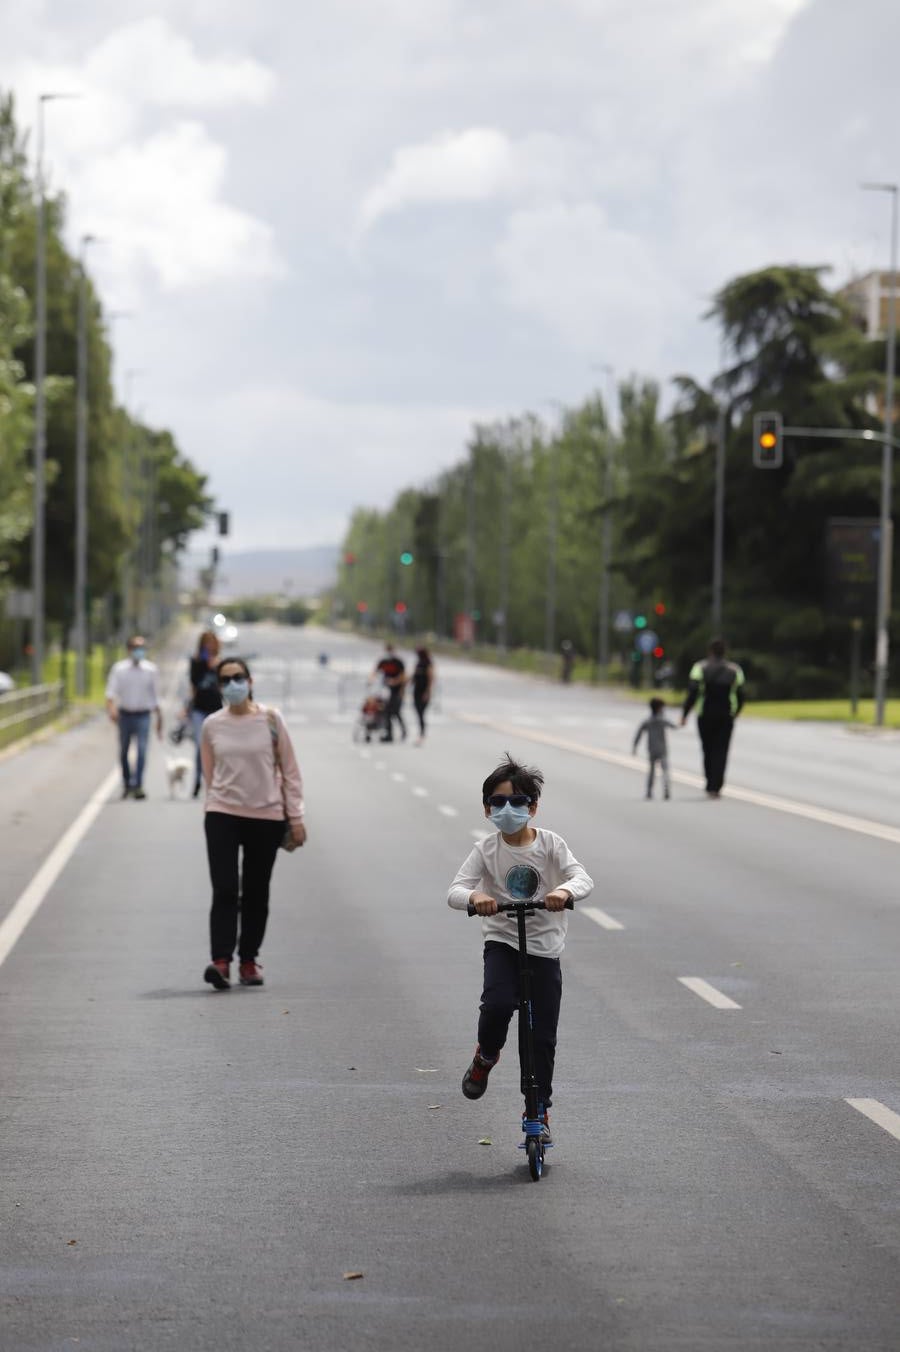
left=200, top=705, right=304, bottom=824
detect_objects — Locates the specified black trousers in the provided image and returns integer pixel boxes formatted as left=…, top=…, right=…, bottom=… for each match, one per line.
left=382, top=689, right=406, bottom=741
left=697, top=714, right=734, bottom=792
left=477, top=940, right=563, bottom=1109
left=413, top=692, right=429, bottom=736
left=204, top=812, right=283, bottom=961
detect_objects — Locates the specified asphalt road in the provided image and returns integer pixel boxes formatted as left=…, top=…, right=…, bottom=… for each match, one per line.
left=2, top=623, right=900, bottom=1351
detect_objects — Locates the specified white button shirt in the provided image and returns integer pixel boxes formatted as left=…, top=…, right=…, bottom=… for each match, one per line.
left=105, top=658, right=160, bottom=712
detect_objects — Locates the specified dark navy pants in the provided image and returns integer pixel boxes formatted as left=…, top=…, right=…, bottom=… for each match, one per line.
left=477, top=940, right=563, bottom=1109
left=118, top=711, right=151, bottom=790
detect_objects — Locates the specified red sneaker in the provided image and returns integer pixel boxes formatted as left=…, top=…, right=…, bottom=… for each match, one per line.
left=461, top=1047, right=499, bottom=1099
left=239, top=960, right=264, bottom=986
left=204, top=960, right=231, bottom=990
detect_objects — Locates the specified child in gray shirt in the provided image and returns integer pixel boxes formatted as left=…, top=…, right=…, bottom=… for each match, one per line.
left=632, top=697, right=679, bottom=800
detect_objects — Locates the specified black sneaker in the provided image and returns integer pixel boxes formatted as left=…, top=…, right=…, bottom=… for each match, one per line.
left=461, top=1048, right=498, bottom=1100
left=132, top=787, right=147, bottom=800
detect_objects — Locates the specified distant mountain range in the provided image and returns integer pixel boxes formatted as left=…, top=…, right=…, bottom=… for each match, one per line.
left=181, top=546, right=339, bottom=599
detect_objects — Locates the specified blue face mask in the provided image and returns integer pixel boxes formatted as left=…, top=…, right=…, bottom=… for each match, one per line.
left=490, top=803, right=531, bottom=834
left=131, top=647, right=145, bottom=662
left=221, top=679, right=250, bottom=706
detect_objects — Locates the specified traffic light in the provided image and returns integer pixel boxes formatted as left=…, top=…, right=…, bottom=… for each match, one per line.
left=654, top=601, right=666, bottom=616
left=217, top=511, right=230, bottom=536
left=394, top=601, right=408, bottom=614
left=753, top=411, right=783, bottom=468
left=653, top=645, right=664, bottom=659
left=399, top=551, right=414, bottom=566
left=634, top=614, right=648, bottom=630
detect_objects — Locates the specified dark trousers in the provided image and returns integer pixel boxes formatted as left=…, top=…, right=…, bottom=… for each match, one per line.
left=413, top=693, right=429, bottom=737
left=477, top=940, right=563, bottom=1109
left=697, top=714, right=734, bottom=792
left=204, top=812, right=283, bottom=962
left=382, top=689, right=406, bottom=741
left=118, top=711, right=150, bottom=789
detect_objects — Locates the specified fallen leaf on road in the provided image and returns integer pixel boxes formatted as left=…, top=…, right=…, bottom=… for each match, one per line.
left=282, top=1010, right=290, bottom=1015
left=343, top=1271, right=364, bottom=1280
left=67, top=1239, right=77, bottom=1246
left=478, top=1137, right=492, bottom=1146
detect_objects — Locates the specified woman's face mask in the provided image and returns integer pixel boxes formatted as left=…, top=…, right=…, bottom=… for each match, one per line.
left=221, top=678, right=250, bottom=706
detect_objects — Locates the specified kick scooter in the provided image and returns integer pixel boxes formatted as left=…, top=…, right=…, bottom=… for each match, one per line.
left=467, top=894, right=573, bottom=1181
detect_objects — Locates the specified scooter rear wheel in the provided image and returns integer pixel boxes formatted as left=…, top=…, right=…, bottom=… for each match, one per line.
left=526, top=1137, right=543, bottom=1181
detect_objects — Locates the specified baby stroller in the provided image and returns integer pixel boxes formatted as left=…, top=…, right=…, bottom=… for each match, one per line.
left=353, top=692, right=386, bottom=743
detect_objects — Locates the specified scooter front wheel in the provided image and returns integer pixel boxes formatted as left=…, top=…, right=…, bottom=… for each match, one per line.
left=526, top=1137, right=543, bottom=1181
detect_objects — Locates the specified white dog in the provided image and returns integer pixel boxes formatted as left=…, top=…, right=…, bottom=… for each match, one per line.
left=165, top=756, right=194, bottom=799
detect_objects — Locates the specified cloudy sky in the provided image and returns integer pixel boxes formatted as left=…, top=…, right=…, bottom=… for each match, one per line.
left=1, top=0, right=896, bottom=554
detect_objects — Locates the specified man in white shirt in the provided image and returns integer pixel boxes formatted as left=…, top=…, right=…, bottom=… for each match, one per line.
left=105, top=635, right=163, bottom=799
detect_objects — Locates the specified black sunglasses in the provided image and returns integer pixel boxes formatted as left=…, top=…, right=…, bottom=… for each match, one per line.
left=485, top=793, right=532, bottom=808
left=219, top=673, right=248, bottom=686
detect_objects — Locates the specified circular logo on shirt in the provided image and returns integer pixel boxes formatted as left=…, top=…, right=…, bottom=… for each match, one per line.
left=505, top=864, right=540, bottom=900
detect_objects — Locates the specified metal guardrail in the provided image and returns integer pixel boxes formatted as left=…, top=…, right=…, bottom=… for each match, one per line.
left=0, top=682, right=67, bottom=749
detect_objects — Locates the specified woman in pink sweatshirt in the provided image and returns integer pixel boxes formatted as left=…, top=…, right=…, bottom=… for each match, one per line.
left=199, top=657, right=306, bottom=990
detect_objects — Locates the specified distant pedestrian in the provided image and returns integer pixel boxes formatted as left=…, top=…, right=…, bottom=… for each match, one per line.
left=681, top=637, right=745, bottom=798
left=188, top=629, right=222, bottom=797
left=105, top=635, right=163, bottom=800
left=411, top=647, right=434, bottom=744
left=632, top=696, right=678, bottom=799
left=372, top=643, right=407, bottom=742
left=560, top=640, right=575, bottom=683
left=200, top=657, right=306, bottom=991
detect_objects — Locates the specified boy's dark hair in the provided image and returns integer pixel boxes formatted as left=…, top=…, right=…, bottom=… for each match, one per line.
left=216, top=655, right=252, bottom=681
left=482, top=752, right=544, bottom=803
left=649, top=697, right=665, bottom=714
left=709, top=637, right=727, bottom=659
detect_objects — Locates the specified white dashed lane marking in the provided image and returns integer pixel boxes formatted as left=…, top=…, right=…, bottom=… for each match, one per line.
left=581, top=906, right=625, bottom=931
left=846, top=1098, right=900, bottom=1143
left=412, top=786, right=429, bottom=798
left=438, top=804, right=459, bottom=818
left=391, top=772, right=406, bottom=783
left=677, top=977, right=741, bottom=1010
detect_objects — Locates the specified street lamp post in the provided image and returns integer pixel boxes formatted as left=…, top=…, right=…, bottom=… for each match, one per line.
left=862, top=182, right=898, bottom=726
left=594, top=364, right=616, bottom=670
left=74, top=234, right=95, bottom=696
left=543, top=400, right=565, bottom=656
left=30, top=91, right=79, bottom=685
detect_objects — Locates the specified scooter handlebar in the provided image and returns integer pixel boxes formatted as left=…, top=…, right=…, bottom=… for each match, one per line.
left=466, top=897, right=574, bottom=916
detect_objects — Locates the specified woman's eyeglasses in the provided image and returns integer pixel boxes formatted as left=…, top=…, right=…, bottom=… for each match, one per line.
left=219, top=674, right=247, bottom=686
left=484, top=793, right=531, bottom=808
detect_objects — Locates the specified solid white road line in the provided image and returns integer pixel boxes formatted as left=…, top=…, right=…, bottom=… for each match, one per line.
left=459, top=714, right=900, bottom=848
left=846, top=1098, right=900, bottom=1142
left=438, top=804, right=459, bottom=817
left=0, top=766, right=120, bottom=970
left=581, top=905, right=625, bottom=931
left=677, top=977, right=742, bottom=1010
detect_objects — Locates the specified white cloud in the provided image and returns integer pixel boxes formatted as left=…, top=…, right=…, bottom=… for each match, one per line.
left=495, top=203, right=683, bottom=371
left=359, top=128, right=516, bottom=230
left=3, top=17, right=280, bottom=294
left=86, top=16, right=274, bottom=109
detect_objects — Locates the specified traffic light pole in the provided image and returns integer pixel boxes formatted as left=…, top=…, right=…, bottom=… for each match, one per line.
left=773, top=423, right=900, bottom=725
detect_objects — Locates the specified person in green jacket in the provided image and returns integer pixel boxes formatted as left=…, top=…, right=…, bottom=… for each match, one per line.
left=681, top=637, right=745, bottom=797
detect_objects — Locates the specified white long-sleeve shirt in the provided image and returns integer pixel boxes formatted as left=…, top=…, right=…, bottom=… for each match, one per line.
left=447, top=827, right=593, bottom=958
